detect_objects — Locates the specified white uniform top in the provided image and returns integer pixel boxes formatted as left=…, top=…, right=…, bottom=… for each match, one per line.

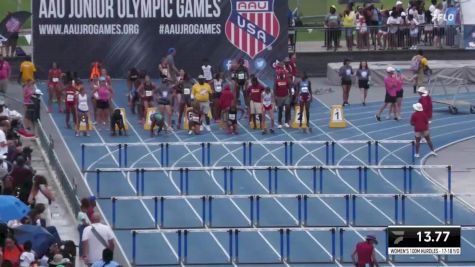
left=262, top=92, right=272, bottom=107
left=77, top=93, right=89, bottom=112
left=202, top=65, right=213, bottom=81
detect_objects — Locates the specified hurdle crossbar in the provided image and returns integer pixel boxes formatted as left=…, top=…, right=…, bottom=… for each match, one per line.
left=91, top=165, right=452, bottom=197
left=91, top=165, right=449, bottom=172
left=81, top=140, right=415, bottom=169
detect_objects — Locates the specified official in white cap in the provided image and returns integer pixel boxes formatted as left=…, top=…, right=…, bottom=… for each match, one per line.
left=375, top=67, right=398, bottom=121
left=417, top=87, right=433, bottom=123
left=410, top=102, right=436, bottom=158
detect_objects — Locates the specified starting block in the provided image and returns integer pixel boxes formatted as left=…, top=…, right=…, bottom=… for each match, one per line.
left=114, top=108, right=129, bottom=131
left=291, top=105, right=307, bottom=128
left=183, top=107, right=193, bottom=130
left=144, top=107, right=157, bottom=130
left=329, top=105, right=346, bottom=128
left=78, top=112, right=93, bottom=131
left=249, top=114, right=262, bottom=129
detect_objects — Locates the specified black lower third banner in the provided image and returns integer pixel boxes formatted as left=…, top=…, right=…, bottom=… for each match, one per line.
left=387, top=226, right=461, bottom=255
left=33, top=0, right=288, bottom=84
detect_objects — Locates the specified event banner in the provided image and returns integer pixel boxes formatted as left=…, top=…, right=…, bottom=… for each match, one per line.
left=33, top=0, right=289, bottom=84
left=464, top=25, right=475, bottom=50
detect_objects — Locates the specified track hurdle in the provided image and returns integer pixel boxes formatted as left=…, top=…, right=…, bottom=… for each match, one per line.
left=91, top=165, right=450, bottom=198
left=80, top=140, right=415, bottom=171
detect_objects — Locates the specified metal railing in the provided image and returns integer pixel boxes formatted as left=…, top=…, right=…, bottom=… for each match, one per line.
left=37, top=121, right=81, bottom=214
left=288, top=24, right=462, bottom=52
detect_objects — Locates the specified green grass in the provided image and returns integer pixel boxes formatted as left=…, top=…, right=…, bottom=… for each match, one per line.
left=0, top=0, right=32, bottom=28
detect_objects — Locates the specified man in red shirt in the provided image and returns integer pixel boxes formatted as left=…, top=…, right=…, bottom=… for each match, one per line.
left=64, top=80, right=78, bottom=129
left=247, top=77, right=265, bottom=129
left=352, top=235, right=379, bottom=267
left=274, top=74, right=291, bottom=128
left=410, top=103, right=436, bottom=158
left=417, top=87, right=433, bottom=123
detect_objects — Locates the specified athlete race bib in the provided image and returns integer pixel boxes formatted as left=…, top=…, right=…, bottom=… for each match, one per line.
left=66, top=94, right=74, bottom=102
left=228, top=113, right=236, bottom=120
left=184, top=88, right=191, bottom=95
left=52, top=78, right=59, bottom=83
left=361, top=71, right=368, bottom=78
left=345, top=69, right=351, bottom=76
left=162, top=69, right=168, bottom=76
left=192, top=115, right=200, bottom=122
left=238, top=73, right=245, bottom=80
left=145, top=90, right=153, bottom=97
left=215, top=84, right=222, bottom=93
left=162, top=91, right=168, bottom=98
left=301, top=86, right=309, bottom=93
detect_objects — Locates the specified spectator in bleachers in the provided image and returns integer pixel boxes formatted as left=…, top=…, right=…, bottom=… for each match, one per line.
left=28, top=175, right=55, bottom=227
left=356, top=6, right=369, bottom=50
left=0, top=55, right=11, bottom=96
left=91, top=248, right=118, bottom=267
left=342, top=9, right=355, bottom=51
left=9, top=155, right=34, bottom=204
left=368, top=4, right=382, bottom=50
left=432, top=2, right=445, bottom=48
left=2, top=237, right=22, bottom=267
left=81, top=214, right=114, bottom=266
left=0, top=120, right=10, bottom=157
left=387, top=9, right=400, bottom=50
left=18, top=241, right=35, bottom=267
left=377, top=9, right=389, bottom=50
left=77, top=198, right=91, bottom=258
left=325, top=5, right=340, bottom=51
left=408, top=14, right=420, bottom=49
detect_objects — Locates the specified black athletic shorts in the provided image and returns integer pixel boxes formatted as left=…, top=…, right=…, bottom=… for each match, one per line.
left=384, top=93, right=397, bottom=103
left=358, top=80, right=370, bottom=89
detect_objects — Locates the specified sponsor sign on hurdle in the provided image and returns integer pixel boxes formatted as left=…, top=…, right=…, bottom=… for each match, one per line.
left=329, top=105, right=346, bottom=128
left=78, top=112, right=92, bottom=131
left=291, top=105, right=307, bottom=128
left=249, top=114, right=261, bottom=129
left=114, top=108, right=129, bottom=131
left=144, top=107, right=157, bottom=130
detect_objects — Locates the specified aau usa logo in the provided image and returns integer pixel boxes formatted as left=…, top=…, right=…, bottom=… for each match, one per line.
left=225, top=0, right=280, bottom=59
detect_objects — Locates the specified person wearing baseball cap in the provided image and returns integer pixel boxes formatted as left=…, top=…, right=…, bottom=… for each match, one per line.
left=352, top=235, right=379, bottom=267
left=375, top=67, right=398, bottom=121
left=417, top=87, right=433, bottom=123
left=411, top=102, right=436, bottom=158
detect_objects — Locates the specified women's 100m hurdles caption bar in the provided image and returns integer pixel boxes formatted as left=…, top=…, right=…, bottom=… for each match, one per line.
left=387, top=225, right=461, bottom=255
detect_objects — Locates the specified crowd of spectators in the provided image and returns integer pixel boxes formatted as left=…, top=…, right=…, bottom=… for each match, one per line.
left=323, top=0, right=459, bottom=51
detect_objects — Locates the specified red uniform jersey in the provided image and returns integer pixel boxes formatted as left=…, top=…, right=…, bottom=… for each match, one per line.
left=410, top=111, right=429, bottom=132
left=274, top=79, right=290, bottom=97
left=355, top=241, right=374, bottom=267
left=49, top=68, right=62, bottom=82
left=64, top=85, right=78, bottom=106
left=419, top=95, right=433, bottom=120
left=248, top=83, right=265, bottom=102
